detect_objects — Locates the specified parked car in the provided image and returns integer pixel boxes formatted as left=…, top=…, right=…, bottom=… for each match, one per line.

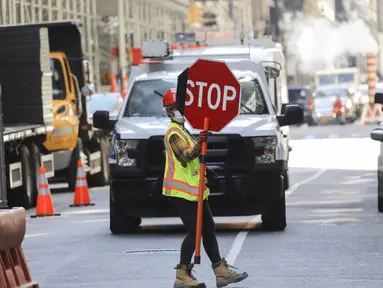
left=288, top=85, right=316, bottom=125
left=87, top=92, right=123, bottom=121
left=313, top=85, right=357, bottom=125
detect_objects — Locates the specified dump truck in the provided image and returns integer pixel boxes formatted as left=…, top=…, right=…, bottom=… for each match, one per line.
left=0, top=21, right=110, bottom=208
left=0, top=26, right=55, bottom=208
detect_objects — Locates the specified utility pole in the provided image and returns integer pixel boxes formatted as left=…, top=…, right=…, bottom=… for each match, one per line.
left=118, top=0, right=127, bottom=81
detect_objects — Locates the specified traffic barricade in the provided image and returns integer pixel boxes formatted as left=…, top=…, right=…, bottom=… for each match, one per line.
left=0, top=207, right=38, bottom=288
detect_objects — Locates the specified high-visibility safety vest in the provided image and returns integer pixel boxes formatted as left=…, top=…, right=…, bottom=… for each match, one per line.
left=162, top=122, right=210, bottom=201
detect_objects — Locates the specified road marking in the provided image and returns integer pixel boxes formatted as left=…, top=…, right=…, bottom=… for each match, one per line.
left=25, top=233, right=51, bottom=238
left=225, top=168, right=327, bottom=265
left=49, top=183, right=68, bottom=189
left=303, top=135, right=314, bottom=139
left=75, top=219, right=109, bottom=223
left=63, top=208, right=109, bottom=215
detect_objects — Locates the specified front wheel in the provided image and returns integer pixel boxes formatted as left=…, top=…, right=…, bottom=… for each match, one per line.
left=8, top=145, right=34, bottom=209
left=67, top=138, right=82, bottom=192
left=378, top=180, right=383, bottom=213
left=261, top=174, right=286, bottom=231
left=28, top=143, right=41, bottom=208
left=110, top=194, right=141, bottom=234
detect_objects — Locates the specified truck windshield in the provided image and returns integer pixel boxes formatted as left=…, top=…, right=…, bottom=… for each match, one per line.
left=123, top=77, right=267, bottom=117
left=338, top=73, right=354, bottom=83
left=318, top=75, right=336, bottom=86
left=50, top=58, right=66, bottom=100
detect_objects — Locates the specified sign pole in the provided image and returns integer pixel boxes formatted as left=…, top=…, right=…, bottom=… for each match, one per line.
left=194, top=117, right=209, bottom=264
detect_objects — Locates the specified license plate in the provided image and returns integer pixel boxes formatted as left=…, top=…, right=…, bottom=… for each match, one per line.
left=320, top=117, right=328, bottom=123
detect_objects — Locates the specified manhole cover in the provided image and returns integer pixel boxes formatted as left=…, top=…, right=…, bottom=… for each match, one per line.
left=123, top=249, right=180, bottom=255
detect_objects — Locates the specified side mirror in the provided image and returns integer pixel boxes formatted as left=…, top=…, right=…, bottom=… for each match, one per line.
left=93, top=110, right=116, bottom=132
left=82, top=83, right=94, bottom=97
left=371, top=128, right=383, bottom=141
left=277, top=104, right=303, bottom=127
left=281, top=103, right=287, bottom=114
left=375, top=93, right=383, bottom=104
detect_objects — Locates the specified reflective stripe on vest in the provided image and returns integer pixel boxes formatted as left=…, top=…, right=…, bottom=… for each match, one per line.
left=163, top=127, right=191, bottom=195
left=163, top=178, right=199, bottom=196
left=163, top=125, right=208, bottom=199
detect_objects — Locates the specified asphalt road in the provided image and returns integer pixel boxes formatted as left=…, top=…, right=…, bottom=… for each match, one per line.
left=22, top=123, right=383, bottom=288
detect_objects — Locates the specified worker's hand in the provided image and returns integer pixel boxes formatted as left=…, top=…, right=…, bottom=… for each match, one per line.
left=198, top=130, right=208, bottom=143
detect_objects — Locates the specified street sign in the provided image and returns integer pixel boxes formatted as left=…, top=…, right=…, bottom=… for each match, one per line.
left=176, top=58, right=242, bottom=265
left=176, top=59, right=241, bottom=132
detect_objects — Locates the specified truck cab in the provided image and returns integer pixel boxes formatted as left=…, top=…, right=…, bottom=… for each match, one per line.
left=43, top=52, right=81, bottom=152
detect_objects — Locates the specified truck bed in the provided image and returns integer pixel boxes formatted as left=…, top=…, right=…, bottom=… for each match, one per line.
left=3, top=124, right=53, bottom=142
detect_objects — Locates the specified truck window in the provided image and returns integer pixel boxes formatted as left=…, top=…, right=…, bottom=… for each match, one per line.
left=238, top=77, right=267, bottom=114
left=50, top=58, right=66, bottom=100
left=64, top=58, right=73, bottom=94
left=123, top=77, right=268, bottom=117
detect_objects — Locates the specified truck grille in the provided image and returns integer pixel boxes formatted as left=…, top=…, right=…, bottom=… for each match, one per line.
left=143, top=135, right=250, bottom=174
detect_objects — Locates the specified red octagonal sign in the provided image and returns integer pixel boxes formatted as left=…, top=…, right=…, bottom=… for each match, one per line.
left=179, top=59, right=242, bottom=132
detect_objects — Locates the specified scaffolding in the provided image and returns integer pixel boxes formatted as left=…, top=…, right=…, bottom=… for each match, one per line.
left=0, top=0, right=101, bottom=89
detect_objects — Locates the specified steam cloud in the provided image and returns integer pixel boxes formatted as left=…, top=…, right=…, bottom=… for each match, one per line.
left=284, top=13, right=378, bottom=73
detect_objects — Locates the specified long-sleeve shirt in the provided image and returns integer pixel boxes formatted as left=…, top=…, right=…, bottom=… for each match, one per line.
left=167, top=123, right=208, bottom=184
left=168, top=130, right=201, bottom=165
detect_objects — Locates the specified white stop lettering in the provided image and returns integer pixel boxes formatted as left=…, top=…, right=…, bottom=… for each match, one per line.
left=207, top=84, right=221, bottom=110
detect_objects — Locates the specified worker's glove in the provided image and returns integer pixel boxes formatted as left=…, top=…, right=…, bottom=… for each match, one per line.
left=198, top=130, right=208, bottom=143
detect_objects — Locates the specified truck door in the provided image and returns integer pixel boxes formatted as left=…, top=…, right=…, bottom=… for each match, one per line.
left=63, top=58, right=77, bottom=115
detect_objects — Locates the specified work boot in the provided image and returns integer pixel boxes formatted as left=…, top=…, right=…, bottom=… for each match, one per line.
left=174, top=264, right=206, bottom=288
left=212, top=258, right=248, bottom=288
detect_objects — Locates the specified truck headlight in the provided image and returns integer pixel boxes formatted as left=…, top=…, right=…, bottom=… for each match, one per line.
left=114, top=140, right=139, bottom=167
left=252, top=136, right=277, bottom=163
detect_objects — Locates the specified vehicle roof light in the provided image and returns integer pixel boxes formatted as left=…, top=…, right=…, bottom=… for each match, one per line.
left=141, top=40, right=172, bottom=58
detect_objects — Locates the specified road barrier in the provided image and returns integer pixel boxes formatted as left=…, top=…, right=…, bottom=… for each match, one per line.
left=0, top=207, right=38, bottom=288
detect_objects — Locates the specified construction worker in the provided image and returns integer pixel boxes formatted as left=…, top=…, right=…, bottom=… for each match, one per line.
left=162, top=88, right=248, bottom=288
left=333, top=94, right=343, bottom=124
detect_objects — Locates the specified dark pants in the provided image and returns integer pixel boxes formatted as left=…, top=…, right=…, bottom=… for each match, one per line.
left=169, top=197, right=221, bottom=265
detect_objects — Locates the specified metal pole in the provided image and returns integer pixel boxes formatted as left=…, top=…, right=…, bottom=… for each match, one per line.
left=118, top=0, right=127, bottom=79
left=0, top=80, right=7, bottom=208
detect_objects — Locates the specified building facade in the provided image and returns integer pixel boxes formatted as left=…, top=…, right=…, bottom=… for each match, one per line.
left=0, top=0, right=190, bottom=88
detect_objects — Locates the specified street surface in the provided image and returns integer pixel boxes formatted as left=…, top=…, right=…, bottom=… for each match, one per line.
left=23, top=123, right=383, bottom=288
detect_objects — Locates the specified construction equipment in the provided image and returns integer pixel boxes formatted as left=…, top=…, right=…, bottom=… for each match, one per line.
left=0, top=21, right=110, bottom=209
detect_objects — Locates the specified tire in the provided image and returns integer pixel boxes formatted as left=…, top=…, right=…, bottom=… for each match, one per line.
left=261, top=174, right=286, bottom=231
left=87, top=136, right=110, bottom=187
left=110, top=194, right=141, bottom=234
left=67, top=138, right=82, bottom=192
left=378, top=180, right=383, bottom=213
left=28, top=143, right=41, bottom=208
left=378, top=196, right=383, bottom=213
left=11, top=145, right=34, bottom=209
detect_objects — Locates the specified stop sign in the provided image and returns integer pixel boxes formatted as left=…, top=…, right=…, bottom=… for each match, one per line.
left=176, top=59, right=241, bottom=132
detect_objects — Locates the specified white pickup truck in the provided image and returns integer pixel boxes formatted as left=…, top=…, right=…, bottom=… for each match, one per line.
left=93, top=40, right=303, bottom=234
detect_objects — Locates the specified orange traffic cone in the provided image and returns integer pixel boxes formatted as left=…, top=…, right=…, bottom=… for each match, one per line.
left=70, top=160, right=95, bottom=207
left=109, top=73, right=118, bottom=92
left=31, top=166, right=61, bottom=218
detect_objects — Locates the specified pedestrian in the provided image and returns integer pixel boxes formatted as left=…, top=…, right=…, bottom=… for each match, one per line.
left=162, top=88, right=248, bottom=288
left=333, top=94, right=343, bottom=124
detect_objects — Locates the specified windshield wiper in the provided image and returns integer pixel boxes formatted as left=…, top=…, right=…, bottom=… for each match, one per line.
left=241, top=103, right=255, bottom=114
left=154, top=90, right=164, bottom=97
